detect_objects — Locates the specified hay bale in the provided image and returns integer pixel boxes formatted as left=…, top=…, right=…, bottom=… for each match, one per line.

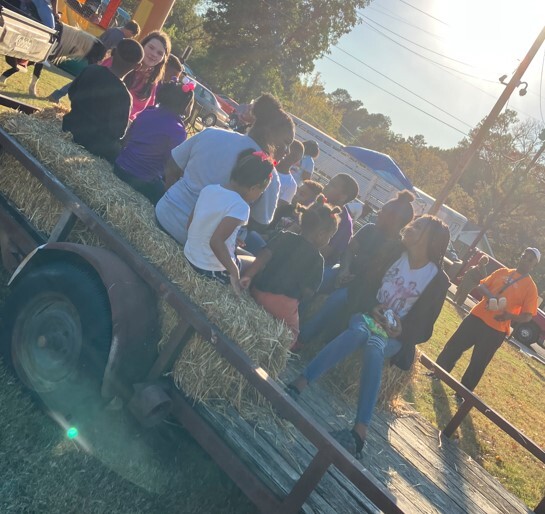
left=0, top=109, right=292, bottom=410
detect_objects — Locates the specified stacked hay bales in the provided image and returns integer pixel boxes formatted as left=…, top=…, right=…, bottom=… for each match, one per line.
left=0, top=109, right=292, bottom=409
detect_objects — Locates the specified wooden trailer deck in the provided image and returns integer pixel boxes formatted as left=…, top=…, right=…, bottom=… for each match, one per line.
left=192, top=362, right=532, bottom=514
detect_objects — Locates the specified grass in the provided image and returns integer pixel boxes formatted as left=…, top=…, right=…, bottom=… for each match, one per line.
left=0, top=62, right=544, bottom=510
left=0, top=269, right=255, bottom=513
left=405, top=300, right=545, bottom=507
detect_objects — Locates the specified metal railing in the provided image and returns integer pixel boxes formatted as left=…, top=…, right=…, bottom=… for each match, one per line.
left=419, top=352, right=545, bottom=514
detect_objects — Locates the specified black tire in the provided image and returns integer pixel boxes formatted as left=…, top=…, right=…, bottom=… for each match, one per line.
left=512, top=321, right=539, bottom=346
left=201, top=113, right=217, bottom=127
left=2, top=260, right=112, bottom=393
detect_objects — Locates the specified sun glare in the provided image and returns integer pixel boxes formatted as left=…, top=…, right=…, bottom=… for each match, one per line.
left=435, top=0, right=545, bottom=75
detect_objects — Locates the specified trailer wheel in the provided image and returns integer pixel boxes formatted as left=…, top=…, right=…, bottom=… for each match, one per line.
left=3, top=261, right=112, bottom=393
left=512, top=321, right=539, bottom=347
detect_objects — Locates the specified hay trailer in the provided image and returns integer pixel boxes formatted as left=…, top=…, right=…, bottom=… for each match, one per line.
left=0, top=98, right=404, bottom=513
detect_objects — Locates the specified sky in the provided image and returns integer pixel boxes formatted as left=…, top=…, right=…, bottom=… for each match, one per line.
left=314, top=0, right=545, bottom=149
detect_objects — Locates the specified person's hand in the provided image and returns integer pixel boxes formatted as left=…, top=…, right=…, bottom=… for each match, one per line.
left=371, top=304, right=387, bottom=326
left=239, top=276, right=252, bottom=290
left=386, top=313, right=402, bottom=339
left=494, top=312, right=512, bottom=322
left=230, top=274, right=242, bottom=296
left=236, top=238, right=246, bottom=248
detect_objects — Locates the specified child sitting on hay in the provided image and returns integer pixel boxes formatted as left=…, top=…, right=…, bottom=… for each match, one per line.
left=113, top=78, right=195, bottom=205
left=183, top=150, right=274, bottom=295
left=240, top=195, right=341, bottom=344
left=62, top=39, right=144, bottom=163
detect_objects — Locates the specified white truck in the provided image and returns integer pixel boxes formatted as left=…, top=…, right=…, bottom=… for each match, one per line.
left=292, top=115, right=468, bottom=241
left=292, top=115, right=411, bottom=210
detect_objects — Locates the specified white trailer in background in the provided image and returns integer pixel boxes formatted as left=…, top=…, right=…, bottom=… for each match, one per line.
left=291, top=115, right=406, bottom=210
left=412, top=187, right=468, bottom=241
left=291, top=115, right=468, bottom=240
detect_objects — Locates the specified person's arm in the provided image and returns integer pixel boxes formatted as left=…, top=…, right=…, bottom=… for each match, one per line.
left=250, top=170, right=280, bottom=226
left=107, top=85, right=131, bottom=140
left=320, top=244, right=335, bottom=262
left=239, top=248, right=273, bottom=289
left=210, top=217, right=244, bottom=295
left=300, top=156, right=313, bottom=182
left=495, top=283, right=538, bottom=323
left=494, top=311, right=533, bottom=323
left=165, top=156, right=184, bottom=189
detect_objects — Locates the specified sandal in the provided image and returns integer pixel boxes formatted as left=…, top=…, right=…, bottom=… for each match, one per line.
left=329, top=428, right=366, bottom=459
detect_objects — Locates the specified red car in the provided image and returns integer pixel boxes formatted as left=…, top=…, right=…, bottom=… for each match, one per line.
left=455, top=250, right=545, bottom=347
left=214, top=94, right=238, bottom=115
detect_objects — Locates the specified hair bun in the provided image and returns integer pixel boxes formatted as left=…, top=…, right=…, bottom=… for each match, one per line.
left=252, top=93, right=283, bottom=120
left=397, top=190, right=415, bottom=203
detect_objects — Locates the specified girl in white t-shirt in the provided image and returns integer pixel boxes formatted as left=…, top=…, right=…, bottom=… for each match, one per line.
left=184, top=150, right=274, bottom=295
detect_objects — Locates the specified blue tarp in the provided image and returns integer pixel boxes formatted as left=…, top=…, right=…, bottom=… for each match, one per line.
left=343, top=146, right=414, bottom=191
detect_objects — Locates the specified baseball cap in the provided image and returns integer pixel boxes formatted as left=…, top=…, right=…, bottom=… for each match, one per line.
left=525, top=247, right=541, bottom=263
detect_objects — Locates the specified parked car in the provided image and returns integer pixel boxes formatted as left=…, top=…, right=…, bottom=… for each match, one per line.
left=215, top=94, right=238, bottom=115
left=193, top=81, right=230, bottom=128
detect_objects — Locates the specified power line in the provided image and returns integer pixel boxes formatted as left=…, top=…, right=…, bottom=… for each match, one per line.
left=539, top=50, right=545, bottom=123
left=361, top=15, right=477, bottom=69
left=364, top=22, right=500, bottom=84
left=323, top=55, right=468, bottom=136
left=396, top=0, right=450, bottom=27
left=258, top=0, right=471, bottom=136
left=334, top=45, right=473, bottom=128
left=366, top=5, right=443, bottom=41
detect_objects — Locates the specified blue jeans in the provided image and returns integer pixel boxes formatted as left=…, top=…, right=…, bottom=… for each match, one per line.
left=32, top=0, right=55, bottom=28
left=303, top=314, right=402, bottom=425
left=244, top=230, right=267, bottom=256
left=299, top=287, right=348, bottom=343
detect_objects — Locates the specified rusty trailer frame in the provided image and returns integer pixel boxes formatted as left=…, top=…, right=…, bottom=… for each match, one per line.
left=0, top=119, right=405, bottom=512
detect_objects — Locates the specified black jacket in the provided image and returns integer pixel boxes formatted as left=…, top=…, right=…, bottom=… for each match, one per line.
left=347, top=243, right=450, bottom=371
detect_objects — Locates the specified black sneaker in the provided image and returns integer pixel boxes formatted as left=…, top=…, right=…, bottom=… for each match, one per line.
left=330, top=428, right=366, bottom=459
left=425, top=371, right=440, bottom=381
left=285, top=384, right=300, bottom=400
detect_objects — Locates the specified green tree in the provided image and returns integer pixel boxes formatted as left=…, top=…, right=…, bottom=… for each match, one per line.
left=199, top=0, right=370, bottom=99
left=328, top=88, right=391, bottom=142
left=163, top=0, right=209, bottom=60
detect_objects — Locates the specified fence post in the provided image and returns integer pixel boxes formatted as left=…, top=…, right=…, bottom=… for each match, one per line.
left=442, top=399, right=473, bottom=438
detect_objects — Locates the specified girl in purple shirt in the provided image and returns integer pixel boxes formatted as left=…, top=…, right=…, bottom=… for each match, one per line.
left=114, top=79, right=195, bottom=204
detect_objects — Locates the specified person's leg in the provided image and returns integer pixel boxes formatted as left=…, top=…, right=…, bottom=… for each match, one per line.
left=298, top=287, right=348, bottom=344
left=244, top=231, right=267, bottom=256
left=0, top=66, right=20, bottom=84
left=435, top=315, right=481, bottom=373
left=460, top=325, right=505, bottom=391
left=302, top=314, right=370, bottom=384
left=250, top=289, right=300, bottom=342
left=353, top=337, right=402, bottom=438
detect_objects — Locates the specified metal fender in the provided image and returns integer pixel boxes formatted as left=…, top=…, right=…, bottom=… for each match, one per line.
left=11, top=242, right=160, bottom=400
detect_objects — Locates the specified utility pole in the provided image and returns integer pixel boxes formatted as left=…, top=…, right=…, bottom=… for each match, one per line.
left=429, top=25, right=545, bottom=215
left=458, top=135, right=545, bottom=270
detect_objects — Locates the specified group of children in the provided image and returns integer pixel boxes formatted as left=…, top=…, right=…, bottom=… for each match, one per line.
left=61, top=27, right=193, bottom=204
left=55, top=41, right=458, bottom=457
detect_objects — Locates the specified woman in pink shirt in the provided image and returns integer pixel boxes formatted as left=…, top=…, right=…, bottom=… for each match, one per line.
left=102, top=31, right=171, bottom=120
